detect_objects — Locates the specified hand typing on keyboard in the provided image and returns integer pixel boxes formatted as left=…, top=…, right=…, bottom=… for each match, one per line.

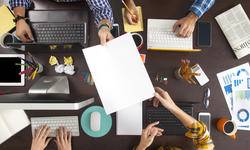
left=172, top=12, right=198, bottom=38
left=54, top=127, right=72, bottom=150
left=31, top=125, right=52, bottom=150
left=30, top=125, right=72, bottom=150
left=16, top=19, right=34, bottom=42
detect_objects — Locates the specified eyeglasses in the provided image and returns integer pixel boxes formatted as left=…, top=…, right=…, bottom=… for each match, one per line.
left=203, top=87, right=210, bottom=109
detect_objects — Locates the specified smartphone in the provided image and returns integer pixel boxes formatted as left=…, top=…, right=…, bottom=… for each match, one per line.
left=197, top=22, right=211, bottom=47
left=111, top=24, right=120, bottom=38
left=198, top=112, right=211, bottom=133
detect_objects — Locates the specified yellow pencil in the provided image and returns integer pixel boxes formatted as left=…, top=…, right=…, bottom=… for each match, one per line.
left=148, top=48, right=201, bottom=52
left=121, top=0, right=137, bottom=21
left=32, top=68, right=38, bottom=80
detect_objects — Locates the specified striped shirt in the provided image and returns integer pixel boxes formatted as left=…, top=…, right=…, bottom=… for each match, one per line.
left=189, top=0, right=215, bottom=18
left=9, top=0, right=114, bottom=25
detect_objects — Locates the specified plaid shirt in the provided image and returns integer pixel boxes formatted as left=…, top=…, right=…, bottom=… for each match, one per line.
left=9, top=0, right=114, bottom=25
left=189, top=0, right=215, bottom=18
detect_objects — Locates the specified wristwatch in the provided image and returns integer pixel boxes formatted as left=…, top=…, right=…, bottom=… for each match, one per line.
left=98, top=23, right=111, bottom=32
left=13, top=16, right=28, bottom=23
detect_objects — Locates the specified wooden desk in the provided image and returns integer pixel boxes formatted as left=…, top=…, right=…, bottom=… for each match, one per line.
left=0, top=0, right=249, bottom=150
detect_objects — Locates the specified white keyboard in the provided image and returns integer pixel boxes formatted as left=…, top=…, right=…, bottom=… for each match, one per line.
left=31, top=116, right=80, bottom=137
left=147, top=19, right=193, bottom=50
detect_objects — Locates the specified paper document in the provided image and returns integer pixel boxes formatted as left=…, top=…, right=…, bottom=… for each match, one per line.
left=215, top=4, right=250, bottom=59
left=82, top=33, right=154, bottom=114
left=0, top=5, right=15, bottom=37
left=232, top=76, right=250, bottom=130
left=122, top=6, right=143, bottom=32
left=117, top=102, right=142, bottom=135
left=217, top=63, right=250, bottom=116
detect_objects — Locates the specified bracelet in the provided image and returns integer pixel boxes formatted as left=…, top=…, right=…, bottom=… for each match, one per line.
left=98, top=23, right=110, bottom=32
left=13, top=16, right=29, bottom=23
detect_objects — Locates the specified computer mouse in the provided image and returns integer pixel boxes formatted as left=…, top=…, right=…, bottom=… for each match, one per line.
left=90, top=111, right=101, bottom=131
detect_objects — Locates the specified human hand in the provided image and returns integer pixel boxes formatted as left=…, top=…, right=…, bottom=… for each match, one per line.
left=16, top=19, right=34, bottom=42
left=172, top=12, right=198, bottom=38
left=150, top=87, right=176, bottom=110
left=54, top=127, right=72, bottom=150
left=98, top=27, right=114, bottom=46
left=125, top=0, right=139, bottom=25
left=136, top=121, right=164, bottom=150
left=30, top=125, right=52, bottom=150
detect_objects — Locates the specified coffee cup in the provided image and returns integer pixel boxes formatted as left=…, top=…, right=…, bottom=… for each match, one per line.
left=131, top=33, right=143, bottom=50
left=217, top=118, right=237, bottom=139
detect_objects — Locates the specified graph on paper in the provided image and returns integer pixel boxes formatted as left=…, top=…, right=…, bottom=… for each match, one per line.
left=217, top=63, right=250, bottom=116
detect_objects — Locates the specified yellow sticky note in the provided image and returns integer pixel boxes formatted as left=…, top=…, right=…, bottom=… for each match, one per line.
left=122, top=6, right=143, bottom=32
left=0, top=5, right=15, bottom=37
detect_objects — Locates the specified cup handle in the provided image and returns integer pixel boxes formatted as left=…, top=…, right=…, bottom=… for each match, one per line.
left=229, top=134, right=236, bottom=139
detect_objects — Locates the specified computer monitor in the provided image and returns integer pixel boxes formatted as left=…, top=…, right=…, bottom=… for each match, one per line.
left=0, top=76, right=94, bottom=110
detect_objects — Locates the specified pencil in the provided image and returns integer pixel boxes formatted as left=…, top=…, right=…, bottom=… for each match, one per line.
left=121, top=0, right=137, bottom=21
left=32, top=68, right=38, bottom=80
left=148, top=48, right=201, bottom=52
left=183, top=75, right=191, bottom=84
left=187, top=75, right=196, bottom=84
left=19, top=68, right=33, bottom=75
left=15, top=63, right=30, bottom=66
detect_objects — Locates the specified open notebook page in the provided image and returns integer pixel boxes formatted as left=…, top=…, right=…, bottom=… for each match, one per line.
left=0, top=109, right=30, bottom=135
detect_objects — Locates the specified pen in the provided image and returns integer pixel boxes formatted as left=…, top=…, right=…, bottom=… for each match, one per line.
left=148, top=48, right=201, bottom=52
left=121, top=0, right=137, bottom=21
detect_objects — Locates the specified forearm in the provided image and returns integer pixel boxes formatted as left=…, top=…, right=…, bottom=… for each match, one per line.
left=86, top=0, right=114, bottom=26
left=125, top=0, right=134, bottom=3
left=98, top=19, right=112, bottom=30
left=168, top=104, right=195, bottom=127
left=189, top=0, right=215, bottom=18
left=13, top=6, right=26, bottom=17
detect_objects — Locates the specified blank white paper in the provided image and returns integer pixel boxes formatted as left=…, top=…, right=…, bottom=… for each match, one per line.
left=82, top=33, right=154, bottom=114
left=116, top=102, right=142, bottom=135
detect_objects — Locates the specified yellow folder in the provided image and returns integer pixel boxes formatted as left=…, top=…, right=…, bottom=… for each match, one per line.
left=0, top=5, right=15, bottom=37
left=122, top=6, right=143, bottom=32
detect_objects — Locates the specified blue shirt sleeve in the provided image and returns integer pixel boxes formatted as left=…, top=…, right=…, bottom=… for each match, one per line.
left=85, top=0, right=114, bottom=26
left=189, top=0, right=215, bottom=18
left=9, top=0, right=33, bottom=9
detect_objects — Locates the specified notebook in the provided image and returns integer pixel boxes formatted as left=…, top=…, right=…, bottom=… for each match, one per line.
left=122, top=6, right=143, bottom=32
left=0, top=5, right=15, bottom=37
left=147, top=19, right=193, bottom=50
left=215, top=4, right=250, bottom=59
left=82, top=33, right=154, bottom=114
left=0, top=109, right=30, bottom=144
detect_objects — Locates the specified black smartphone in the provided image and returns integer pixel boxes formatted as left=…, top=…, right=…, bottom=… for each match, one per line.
left=198, top=22, right=211, bottom=47
left=111, top=24, right=120, bottom=38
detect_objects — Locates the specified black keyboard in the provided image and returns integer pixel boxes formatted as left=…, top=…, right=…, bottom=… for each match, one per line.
left=31, top=23, right=86, bottom=45
left=146, top=103, right=193, bottom=135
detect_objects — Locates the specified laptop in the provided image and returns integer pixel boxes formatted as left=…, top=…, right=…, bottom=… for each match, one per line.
left=146, top=101, right=198, bottom=135
left=7, top=9, right=89, bottom=49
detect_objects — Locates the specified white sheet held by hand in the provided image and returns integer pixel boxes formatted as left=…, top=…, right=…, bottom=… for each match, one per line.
left=82, top=33, right=154, bottom=114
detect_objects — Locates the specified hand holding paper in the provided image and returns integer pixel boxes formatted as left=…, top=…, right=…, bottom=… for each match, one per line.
left=82, top=33, right=154, bottom=114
